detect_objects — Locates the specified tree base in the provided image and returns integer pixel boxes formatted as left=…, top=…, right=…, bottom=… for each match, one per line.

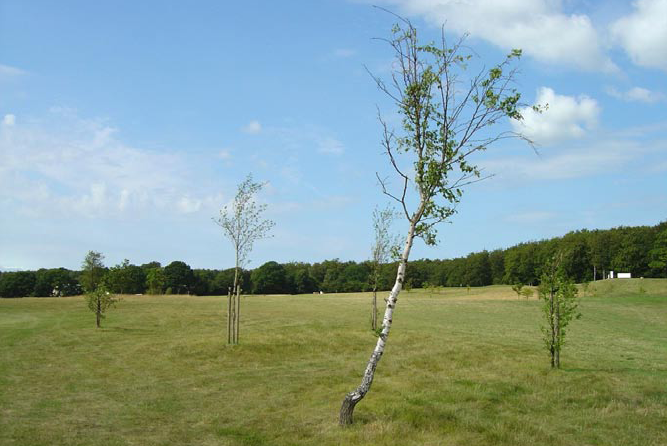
left=339, top=394, right=359, bottom=426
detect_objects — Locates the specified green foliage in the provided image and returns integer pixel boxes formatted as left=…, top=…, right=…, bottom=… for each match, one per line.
left=539, top=254, right=581, bottom=368
left=86, top=286, right=119, bottom=327
left=520, top=287, right=534, bottom=299
left=511, top=283, right=524, bottom=298
left=0, top=271, right=37, bottom=297
left=104, top=259, right=146, bottom=294
left=4, top=220, right=667, bottom=299
left=251, top=261, right=286, bottom=294
left=80, top=251, right=105, bottom=292
left=33, top=268, right=80, bottom=297
left=374, top=20, right=527, bottom=248
left=284, top=263, right=317, bottom=294
left=163, top=261, right=195, bottom=294
left=146, top=267, right=166, bottom=295
left=648, top=228, right=667, bottom=275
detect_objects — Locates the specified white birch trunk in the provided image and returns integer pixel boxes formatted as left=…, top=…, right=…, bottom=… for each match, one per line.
left=339, top=222, right=417, bottom=425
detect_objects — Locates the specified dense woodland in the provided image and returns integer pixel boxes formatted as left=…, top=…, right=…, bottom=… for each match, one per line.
left=1, top=221, right=666, bottom=298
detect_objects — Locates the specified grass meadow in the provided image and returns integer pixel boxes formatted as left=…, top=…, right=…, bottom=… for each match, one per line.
left=1, top=279, right=666, bottom=445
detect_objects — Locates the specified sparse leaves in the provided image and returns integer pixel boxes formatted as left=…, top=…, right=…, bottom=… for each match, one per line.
left=86, top=285, right=119, bottom=328
left=374, top=20, right=527, bottom=245
left=214, top=174, right=275, bottom=270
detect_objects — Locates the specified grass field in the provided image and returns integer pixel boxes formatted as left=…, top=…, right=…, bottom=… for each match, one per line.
left=1, top=279, right=666, bottom=445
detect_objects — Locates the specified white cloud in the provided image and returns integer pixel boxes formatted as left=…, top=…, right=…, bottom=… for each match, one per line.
left=0, top=108, right=221, bottom=218
left=333, top=48, right=356, bottom=58
left=217, top=149, right=232, bottom=160
left=2, top=114, right=15, bottom=126
left=512, top=87, right=600, bottom=146
left=317, top=136, right=345, bottom=155
left=481, top=138, right=666, bottom=182
left=606, top=86, right=664, bottom=103
left=0, top=64, right=26, bottom=79
left=177, top=196, right=202, bottom=213
left=377, top=0, right=615, bottom=71
left=611, top=0, right=667, bottom=72
left=241, top=120, right=262, bottom=134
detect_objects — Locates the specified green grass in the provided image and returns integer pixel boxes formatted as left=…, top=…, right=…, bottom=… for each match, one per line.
left=1, top=279, right=666, bottom=445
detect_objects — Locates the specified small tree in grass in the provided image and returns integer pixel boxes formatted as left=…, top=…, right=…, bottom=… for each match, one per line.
left=539, top=253, right=581, bottom=369
left=512, top=282, right=524, bottom=298
left=81, top=251, right=118, bottom=327
left=214, top=173, right=274, bottom=345
left=521, top=287, right=534, bottom=299
left=339, top=14, right=533, bottom=425
left=87, top=286, right=118, bottom=328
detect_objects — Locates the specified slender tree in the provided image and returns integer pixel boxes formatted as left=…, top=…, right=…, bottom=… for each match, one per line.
left=339, top=16, right=532, bottom=425
left=369, top=205, right=399, bottom=331
left=81, top=251, right=117, bottom=327
left=86, top=286, right=118, bottom=328
left=539, top=253, right=581, bottom=368
left=214, top=174, right=275, bottom=344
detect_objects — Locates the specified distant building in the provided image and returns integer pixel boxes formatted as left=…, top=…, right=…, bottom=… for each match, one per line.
left=617, top=272, right=632, bottom=279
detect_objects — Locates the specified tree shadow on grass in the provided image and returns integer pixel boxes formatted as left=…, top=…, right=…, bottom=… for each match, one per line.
left=561, top=366, right=667, bottom=374
left=101, top=326, right=153, bottom=333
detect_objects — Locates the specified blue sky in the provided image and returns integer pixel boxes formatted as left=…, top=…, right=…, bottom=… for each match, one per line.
left=1, top=0, right=666, bottom=271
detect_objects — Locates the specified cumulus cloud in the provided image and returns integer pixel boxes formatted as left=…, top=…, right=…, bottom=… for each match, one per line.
left=611, top=0, right=667, bottom=72
left=377, top=0, right=615, bottom=71
left=606, top=86, right=664, bottom=103
left=0, top=108, right=221, bottom=218
left=2, top=114, right=15, bottom=126
left=241, top=120, right=262, bottom=134
left=512, top=87, right=600, bottom=146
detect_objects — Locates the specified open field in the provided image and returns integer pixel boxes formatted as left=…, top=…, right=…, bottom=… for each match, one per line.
left=1, top=279, right=666, bottom=445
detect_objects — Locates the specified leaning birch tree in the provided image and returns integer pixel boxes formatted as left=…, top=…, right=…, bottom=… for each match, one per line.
left=214, top=173, right=275, bottom=345
left=339, top=17, right=532, bottom=425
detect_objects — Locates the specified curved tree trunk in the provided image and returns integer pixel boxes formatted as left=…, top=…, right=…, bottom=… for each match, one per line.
left=339, top=224, right=416, bottom=425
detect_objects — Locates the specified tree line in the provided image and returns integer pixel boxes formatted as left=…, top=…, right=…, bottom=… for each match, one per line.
left=1, top=220, right=666, bottom=298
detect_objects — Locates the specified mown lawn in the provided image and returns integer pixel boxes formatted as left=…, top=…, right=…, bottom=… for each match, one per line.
left=1, top=280, right=666, bottom=445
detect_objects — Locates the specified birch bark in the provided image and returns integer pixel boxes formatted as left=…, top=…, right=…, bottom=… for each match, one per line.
left=339, top=219, right=417, bottom=425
